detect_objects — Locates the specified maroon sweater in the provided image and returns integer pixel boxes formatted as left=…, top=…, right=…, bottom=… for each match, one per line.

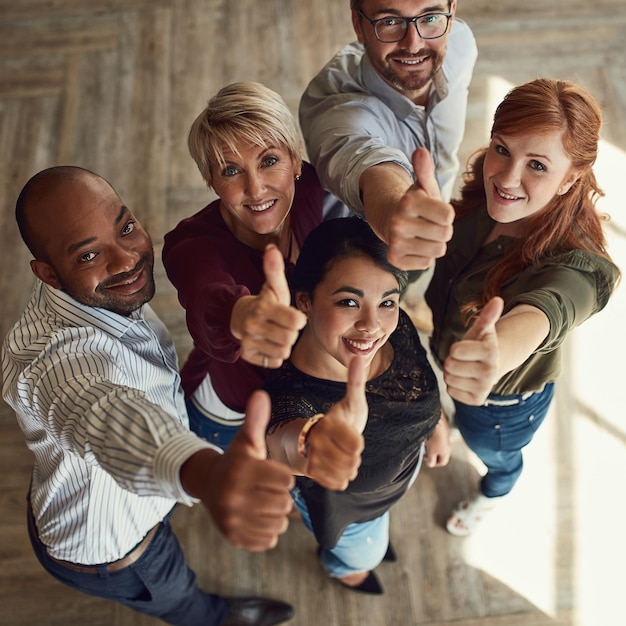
left=162, top=161, right=325, bottom=412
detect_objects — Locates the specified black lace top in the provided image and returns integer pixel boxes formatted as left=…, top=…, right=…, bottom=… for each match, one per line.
left=264, top=309, right=441, bottom=549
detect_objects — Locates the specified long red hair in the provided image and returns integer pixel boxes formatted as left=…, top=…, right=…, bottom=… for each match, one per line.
left=454, top=78, right=616, bottom=319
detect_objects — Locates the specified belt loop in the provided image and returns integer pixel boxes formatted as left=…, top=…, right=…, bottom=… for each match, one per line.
left=484, top=390, right=535, bottom=407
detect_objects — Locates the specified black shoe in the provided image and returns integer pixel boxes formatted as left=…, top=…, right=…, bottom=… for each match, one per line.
left=338, top=571, right=384, bottom=595
left=316, top=546, right=385, bottom=595
left=383, top=542, right=397, bottom=562
left=221, top=597, right=294, bottom=626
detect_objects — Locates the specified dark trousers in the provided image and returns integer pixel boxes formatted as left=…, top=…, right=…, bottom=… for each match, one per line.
left=27, top=503, right=228, bottom=626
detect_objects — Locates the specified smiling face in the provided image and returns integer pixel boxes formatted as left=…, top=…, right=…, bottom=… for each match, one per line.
left=352, top=0, right=455, bottom=104
left=483, top=130, right=580, bottom=236
left=295, top=255, right=401, bottom=381
left=211, top=141, right=301, bottom=250
left=29, top=172, right=155, bottom=316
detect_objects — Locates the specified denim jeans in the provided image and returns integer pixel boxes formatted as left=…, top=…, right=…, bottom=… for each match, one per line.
left=291, top=444, right=424, bottom=578
left=292, top=486, right=390, bottom=578
left=454, top=382, right=555, bottom=497
left=28, top=505, right=228, bottom=626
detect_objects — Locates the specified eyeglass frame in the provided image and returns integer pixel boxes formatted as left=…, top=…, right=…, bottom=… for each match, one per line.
left=357, top=10, right=453, bottom=43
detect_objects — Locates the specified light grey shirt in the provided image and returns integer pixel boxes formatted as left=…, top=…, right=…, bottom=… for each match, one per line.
left=299, top=18, right=477, bottom=208
left=2, top=281, right=218, bottom=564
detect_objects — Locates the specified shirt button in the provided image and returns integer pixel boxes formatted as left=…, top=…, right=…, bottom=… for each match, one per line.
left=494, top=424, right=501, bottom=430
left=529, top=415, right=535, bottom=422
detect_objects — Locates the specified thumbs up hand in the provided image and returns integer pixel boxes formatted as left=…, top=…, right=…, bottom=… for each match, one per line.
left=303, top=357, right=368, bottom=491
left=443, top=297, right=504, bottom=406
left=262, top=242, right=293, bottom=307
left=233, top=244, right=307, bottom=368
left=197, top=389, right=295, bottom=551
left=412, top=146, right=444, bottom=201
left=387, top=148, right=455, bottom=271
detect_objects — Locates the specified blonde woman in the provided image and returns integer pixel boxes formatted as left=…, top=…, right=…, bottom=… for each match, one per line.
left=164, top=82, right=344, bottom=448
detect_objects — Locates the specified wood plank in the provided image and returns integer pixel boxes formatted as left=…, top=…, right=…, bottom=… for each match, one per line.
left=0, top=1, right=625, bottom=624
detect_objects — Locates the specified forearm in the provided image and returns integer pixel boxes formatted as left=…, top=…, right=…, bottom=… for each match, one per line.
left=179, top=447, right=223, bottom=499
left=266, top=419, right=309, bottom=475
left=164, top=242, right=248, bottom=358
left=424, top=409, right=451, bottom=468
left=88, top=388, right=217, bottom=501
left=54, top=382, right=218, bottom=502
left=359, top=163, right=412, bottom=242
left=495, top=305, right=550, bottom=378
left=193, top=285, right=250, bottom=356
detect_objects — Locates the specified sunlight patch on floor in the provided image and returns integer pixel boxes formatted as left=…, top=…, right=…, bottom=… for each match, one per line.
left=458, top=408, right=560, bottom=617
left=570, top=133, right=626, bottom=626
left=574, top=414, right=626, bottom=626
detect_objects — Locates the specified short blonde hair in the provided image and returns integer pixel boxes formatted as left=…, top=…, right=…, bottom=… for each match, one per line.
left=188, top=82, right=303, bottom=188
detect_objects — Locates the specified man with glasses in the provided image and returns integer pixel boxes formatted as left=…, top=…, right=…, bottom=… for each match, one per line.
left=300, top=0, right=477, bottom=272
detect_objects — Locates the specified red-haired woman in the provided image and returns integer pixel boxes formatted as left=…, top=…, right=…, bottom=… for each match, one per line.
left=425, top=78, right=621, bottom=535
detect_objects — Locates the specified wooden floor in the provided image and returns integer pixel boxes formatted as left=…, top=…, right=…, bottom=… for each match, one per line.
left=1, top=1, right=626, bottom=625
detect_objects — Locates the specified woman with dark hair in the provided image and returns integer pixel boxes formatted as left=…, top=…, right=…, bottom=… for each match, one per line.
left=264, top=217, right=445, bottom=594
left=425, top=78, right=621, bottom=535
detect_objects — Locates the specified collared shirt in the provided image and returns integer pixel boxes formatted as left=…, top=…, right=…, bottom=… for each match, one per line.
left=2, top=281, right=218, bottom=564
left=425, top=207, right=620, bottom=395
left=299, top=19, right=477, bottom=209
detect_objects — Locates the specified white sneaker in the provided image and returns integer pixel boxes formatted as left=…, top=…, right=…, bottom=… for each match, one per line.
left=446, top=492, right=503, bottom=536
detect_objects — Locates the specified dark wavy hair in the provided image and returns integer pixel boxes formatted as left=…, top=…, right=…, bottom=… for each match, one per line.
left=293, top=216, right=408, bottom=297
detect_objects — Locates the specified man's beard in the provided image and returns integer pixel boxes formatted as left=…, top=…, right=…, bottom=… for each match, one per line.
left=63, top=251, right=156, bottom=316
left=378, top=48, right=444, bottom=94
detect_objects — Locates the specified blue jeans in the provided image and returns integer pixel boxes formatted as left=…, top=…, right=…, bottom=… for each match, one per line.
left=28, top=503, right=228, bottom=626
left=453, top=382, right=555, bottom=498
left=186, top=398, right=240, bottom=450
left=292, top=486, right=390, bottom=578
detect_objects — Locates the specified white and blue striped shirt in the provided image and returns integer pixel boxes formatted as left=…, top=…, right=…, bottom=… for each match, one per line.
left=2, top=281, right=218, bottom=564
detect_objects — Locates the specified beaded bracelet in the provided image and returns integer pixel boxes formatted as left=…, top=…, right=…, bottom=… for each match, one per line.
left=297, top=414, right=324, bottom=457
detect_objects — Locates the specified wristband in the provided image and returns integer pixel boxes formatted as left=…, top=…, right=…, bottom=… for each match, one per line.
left=297, top=414, right=324, bottom=457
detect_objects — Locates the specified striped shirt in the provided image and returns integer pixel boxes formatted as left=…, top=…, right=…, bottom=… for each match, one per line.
left=2, top=281, right=218, bottom=564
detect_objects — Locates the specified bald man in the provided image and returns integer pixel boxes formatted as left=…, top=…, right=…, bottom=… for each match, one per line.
left=2, top=166, right=295, bottom=626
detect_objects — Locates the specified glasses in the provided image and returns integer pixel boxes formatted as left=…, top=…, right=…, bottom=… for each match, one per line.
left=357, top=10, right=452, bottom=42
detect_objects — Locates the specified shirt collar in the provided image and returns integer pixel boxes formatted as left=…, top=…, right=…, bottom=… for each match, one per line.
left=40, top=281, right=146, bottom=339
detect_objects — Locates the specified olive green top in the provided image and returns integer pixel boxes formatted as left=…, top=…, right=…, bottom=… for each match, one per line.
left=426, top=207, right=620, bottom=396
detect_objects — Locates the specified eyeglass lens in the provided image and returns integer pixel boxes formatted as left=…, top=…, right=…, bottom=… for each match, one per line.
left=376, top=14, right=449, bottom=42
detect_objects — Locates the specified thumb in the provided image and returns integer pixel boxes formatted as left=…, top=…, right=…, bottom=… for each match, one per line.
left=342, top=356, right=369, bottom=432
left=412, top=147, right=441, bottom=200
left=263, top=244, right=291, bottom=306
left=464, top=296, right=504, bottom=341
left=236, top=389, right=271, bottom=460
